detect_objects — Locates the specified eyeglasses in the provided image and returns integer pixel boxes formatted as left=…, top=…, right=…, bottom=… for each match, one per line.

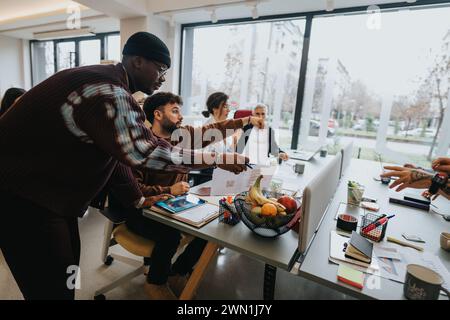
left=151, top=61, right=168, bottom=79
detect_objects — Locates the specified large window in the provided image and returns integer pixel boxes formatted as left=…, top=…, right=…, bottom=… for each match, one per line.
left=31, top=41, right=55, bottom=85
left=181, top=19, right=306, bottom=149
left=181, top=4, right=450, bottom=165
left=79, top=39, right=101, bottom=66
left=299, top=6, right=450, bottom=166
left=56, top=41, right=76, bottom=71
left=106, top=34, right=121, bottom=62
left=31, top=32, right=120, bottom=86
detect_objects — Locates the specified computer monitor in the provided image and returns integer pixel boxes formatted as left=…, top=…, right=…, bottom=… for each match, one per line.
left=298, top=152, right=342, bottom=254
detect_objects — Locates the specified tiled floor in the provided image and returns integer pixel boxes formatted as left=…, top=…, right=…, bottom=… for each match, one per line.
left=0, top=208, right=352, bottom=300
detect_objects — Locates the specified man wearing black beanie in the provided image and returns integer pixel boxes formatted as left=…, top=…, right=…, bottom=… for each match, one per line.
left=122, top=31, right=172, bottom=95
left=0, top=31, right=251, bottom=300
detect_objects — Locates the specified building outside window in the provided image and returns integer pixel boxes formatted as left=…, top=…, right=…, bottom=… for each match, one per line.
left=181, top=5, right=450, bottom=166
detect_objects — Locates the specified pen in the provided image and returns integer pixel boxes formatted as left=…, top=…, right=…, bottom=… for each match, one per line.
left=246, top=163, right=255, bottom=169
left=362, top=215, right=394, bottom=233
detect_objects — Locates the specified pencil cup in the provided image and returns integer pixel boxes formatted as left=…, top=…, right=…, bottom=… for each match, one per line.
left=219, top=200, right=240, bottom=226
left=347, top=183, right=365, bottom=206
left=360, top=212, right=388, bottom=242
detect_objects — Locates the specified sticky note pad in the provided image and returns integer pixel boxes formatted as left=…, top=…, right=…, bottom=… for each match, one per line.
left=337, top=264, right=364, bottom=290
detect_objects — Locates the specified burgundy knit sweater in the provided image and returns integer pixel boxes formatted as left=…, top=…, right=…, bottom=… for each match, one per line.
left=0, top=63, right=190, bottom=217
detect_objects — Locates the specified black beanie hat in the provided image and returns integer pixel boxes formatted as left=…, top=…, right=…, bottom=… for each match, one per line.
left=122, top=32, right=171, bottom=68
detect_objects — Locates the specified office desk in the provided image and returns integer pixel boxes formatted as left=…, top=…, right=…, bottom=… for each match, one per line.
left=298, top=159, right=450, bottom=300
left=143, top=156, right=333, bottom=299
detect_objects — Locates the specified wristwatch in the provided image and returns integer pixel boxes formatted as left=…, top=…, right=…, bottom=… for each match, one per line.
left=428, top=173, right=448, bottom=195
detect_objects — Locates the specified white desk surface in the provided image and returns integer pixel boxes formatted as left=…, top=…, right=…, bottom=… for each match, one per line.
left=298, top=158, right=450, bottom=300
left=143, top=156, right=333, bottom=270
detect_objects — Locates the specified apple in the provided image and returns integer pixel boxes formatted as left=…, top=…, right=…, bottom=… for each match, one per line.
left=277, top=196, right=297, bottom=214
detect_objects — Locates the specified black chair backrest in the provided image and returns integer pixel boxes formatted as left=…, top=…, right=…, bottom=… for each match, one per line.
left=98, top=193, right=130, bottom=224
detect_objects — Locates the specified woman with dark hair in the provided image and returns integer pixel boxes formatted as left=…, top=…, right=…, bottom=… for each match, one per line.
left=194, top=92, right=235, bottom=185
left=0, top=87, right=26, bottom=116
left=202, top=92, right=230, bottom=122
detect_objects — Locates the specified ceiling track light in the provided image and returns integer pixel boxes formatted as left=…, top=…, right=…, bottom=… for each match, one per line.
left=210, top=9, right=218, bottom=23
left=251, top=4, right=259, bottom=19
left=326, top=0, right=335, bottom=12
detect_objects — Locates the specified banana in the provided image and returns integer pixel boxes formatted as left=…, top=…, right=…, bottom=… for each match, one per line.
left=249, top=175, right=286, bottom=212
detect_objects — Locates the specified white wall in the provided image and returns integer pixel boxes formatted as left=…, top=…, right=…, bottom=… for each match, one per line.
left=21, top=39, right=32, bottom=90
left=0, top=35, right=25, bottom=97
left=119, top=15, right=179, bottom=93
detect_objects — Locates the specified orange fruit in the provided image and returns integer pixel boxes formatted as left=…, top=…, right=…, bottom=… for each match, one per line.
left=261, top=203, right=277, bottom=217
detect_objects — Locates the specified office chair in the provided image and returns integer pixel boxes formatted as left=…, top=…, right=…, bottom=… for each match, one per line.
left=94, top=199, right=193, bottom=300
left=233, top=109, right=252, bottom=119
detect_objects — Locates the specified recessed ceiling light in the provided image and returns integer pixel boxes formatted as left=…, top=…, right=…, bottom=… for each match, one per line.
left=33, top=27, right=95, bottom=40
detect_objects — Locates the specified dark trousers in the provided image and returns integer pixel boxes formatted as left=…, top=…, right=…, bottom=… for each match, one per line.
left=125, top=208, right=207, bottom=285
left=0, top=192, right=80, bottom=300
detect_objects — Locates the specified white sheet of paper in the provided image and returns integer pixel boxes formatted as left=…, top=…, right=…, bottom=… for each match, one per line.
left=210, top=165, right=276, bottom=196
left=374, top=246, right=402, bottom=260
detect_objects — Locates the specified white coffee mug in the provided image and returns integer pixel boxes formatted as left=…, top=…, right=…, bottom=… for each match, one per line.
left=441, top=232, right=450, bottom=251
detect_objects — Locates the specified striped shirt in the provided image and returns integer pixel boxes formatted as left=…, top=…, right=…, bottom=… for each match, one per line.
left=0, top=63, right=192, bottom=217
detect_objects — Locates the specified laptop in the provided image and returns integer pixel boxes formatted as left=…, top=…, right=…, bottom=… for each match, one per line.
left=289, top=147, right=321, bottom=161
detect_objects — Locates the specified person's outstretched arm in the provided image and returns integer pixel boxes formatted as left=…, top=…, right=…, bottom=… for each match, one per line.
left=66, top=84, right=210, bottom=172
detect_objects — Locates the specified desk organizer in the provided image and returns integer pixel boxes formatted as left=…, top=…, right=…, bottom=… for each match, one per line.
left=360, top=212, right=388, bottom=242
left=218, top=198, right=241, bottom=226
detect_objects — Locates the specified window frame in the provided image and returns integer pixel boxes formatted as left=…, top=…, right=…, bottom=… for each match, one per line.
left=30, top=31, right=120, bottom=86
left=179, top=0, right=450, bottom=150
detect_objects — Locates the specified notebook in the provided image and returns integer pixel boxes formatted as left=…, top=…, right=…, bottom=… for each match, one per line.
left=337, top=264, right=365, bottom=290
left=155, top=194, right=206, bottom=214
left=345, top=231, right=373, bottom=263
left=329, top=231, right=379, bottom=270
left=150, top=202, right=219, bottom=228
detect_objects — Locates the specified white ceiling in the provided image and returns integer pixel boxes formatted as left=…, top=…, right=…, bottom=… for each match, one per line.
left=0, top=0, right=86, bottom=21
left=0, top=0, right=431, bottom=39
left=0, top=0, right=119, bottom=39
left=152, top=0, right=414, bottom=24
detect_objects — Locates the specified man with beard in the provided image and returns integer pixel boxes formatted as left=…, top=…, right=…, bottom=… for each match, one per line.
left=121, top=91, right=264, bottom=299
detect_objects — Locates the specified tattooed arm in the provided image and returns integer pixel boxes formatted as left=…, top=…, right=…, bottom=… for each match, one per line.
left=381, top=166, right=433, bottom=192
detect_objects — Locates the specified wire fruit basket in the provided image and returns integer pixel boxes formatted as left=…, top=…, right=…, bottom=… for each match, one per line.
left=234, top=191, right=302, bottom=238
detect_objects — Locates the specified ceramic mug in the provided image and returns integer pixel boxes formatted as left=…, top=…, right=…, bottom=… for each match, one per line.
left=404, top=264, right=450, bottom=300
left=440, top=232, right=450, bottom=251
left=293, top=162, right=305, bottom=174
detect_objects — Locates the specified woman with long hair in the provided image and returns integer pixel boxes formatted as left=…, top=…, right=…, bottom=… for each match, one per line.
left=0, top=87, right=26, bottom=117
